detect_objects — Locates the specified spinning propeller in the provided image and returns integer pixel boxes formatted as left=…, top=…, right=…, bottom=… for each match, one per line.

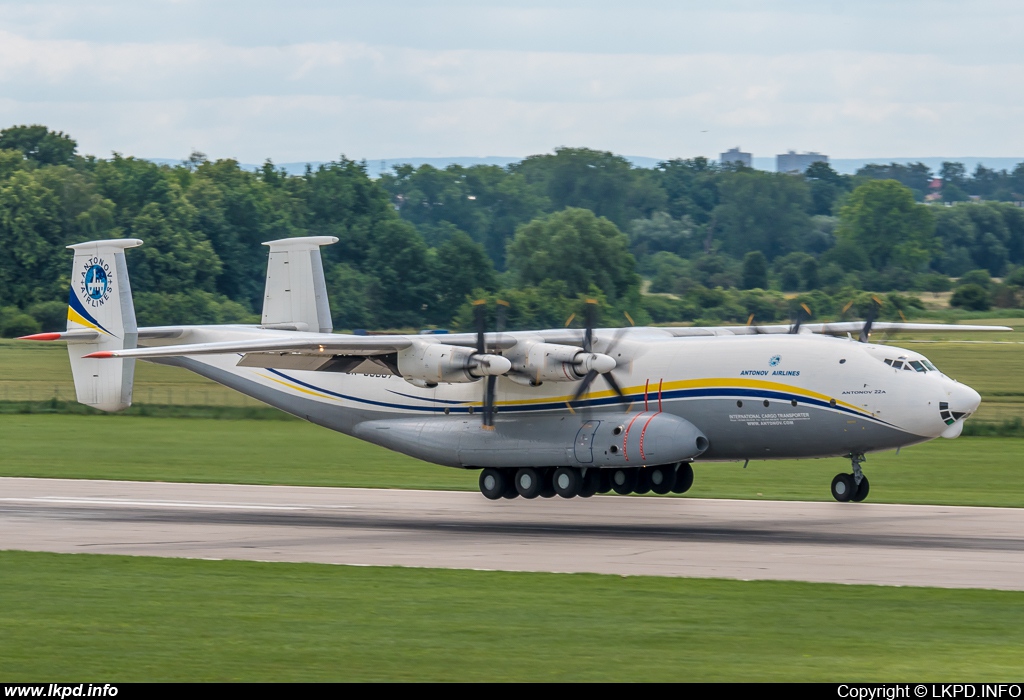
left=567, top=300, right=628, bottom=411
left=789, top=302, right=813, bottom=334
left=857, top=295, right=884, bottom=343
left=473, top=299, right=510, bottom=429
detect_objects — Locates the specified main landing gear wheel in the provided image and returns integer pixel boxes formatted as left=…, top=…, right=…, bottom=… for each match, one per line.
left=539, top=468, right=557, bottom=498
left=611, top=468, right=638, bottom=495
left=502, top=472, right=520, bottom=499
left=597, top=470, right=612, bottom=494
left=831, top=473, right=856, bottom=502
left=851, top=475, right=870, bottom=502
left=671, top=463, right=694, bottom=494
left=553, top=467, right=581, bottom=498
left=649, top=465, right=675, bottom=495
left=479, top=468, right=506, bottom=500
left=578, top=468, right=600, bottom=498
left=633, top=468, right=652, bottom=495
left=515, top=467, right=542, bottom=499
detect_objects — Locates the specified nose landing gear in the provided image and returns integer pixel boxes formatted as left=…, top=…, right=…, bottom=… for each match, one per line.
left=831, top=454, right=870, bottom=502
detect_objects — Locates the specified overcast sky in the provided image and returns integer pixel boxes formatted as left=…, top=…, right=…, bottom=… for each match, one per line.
left=1, top=0, right=1021, bottom=163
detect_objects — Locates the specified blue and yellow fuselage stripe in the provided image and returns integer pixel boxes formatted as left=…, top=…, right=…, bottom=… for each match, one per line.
left=261, top=369, right=890, bottom=426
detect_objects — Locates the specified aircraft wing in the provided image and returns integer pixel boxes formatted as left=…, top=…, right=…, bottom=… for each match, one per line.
left=73, top=321, right=1012, bottom=362
left=662, top=322, right=1013, bottom=336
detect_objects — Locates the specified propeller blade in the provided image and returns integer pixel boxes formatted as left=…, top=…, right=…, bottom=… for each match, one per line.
left=473, top=299, right=487, bottom=354
left=496, top=299, right=509, bottom=333
left=859, top=308, right=875, bottom=342
left=583, top=299, right=598, bottom=353
left=602, top=371, right=625, bottom=399
left=859, top=296, right=883, bottom=343
left=570, top=369, right=598, bottom=405
left=789, top=303, right=812, bottom=334
left=482, top=375, right=497, bottom=428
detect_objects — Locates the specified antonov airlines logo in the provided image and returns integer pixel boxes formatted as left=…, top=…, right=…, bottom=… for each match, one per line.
left=740, top=355, right=801, bottom=376
left=80, top=257, right=112, bottom=307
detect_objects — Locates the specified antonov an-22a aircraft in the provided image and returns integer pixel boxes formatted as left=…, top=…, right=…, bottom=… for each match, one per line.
left=21, top=237, right=1007, bottom=503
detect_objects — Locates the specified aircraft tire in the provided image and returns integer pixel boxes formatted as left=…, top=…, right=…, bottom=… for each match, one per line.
left=553, top=467, right=581, bottom=498
left=502, top=471, right=520, bottom=499
left=597, top=469, right=612, bottom=494
left=851, top=475, right=870, bottom=502
left=611, top=468, right=638, bottom=495
left=479, top=468, right=506, bottom=500
left=515, top=467, right=542, bottom=499
left=539, top=468, right=557, bottom=498
left=578, top=468, right=600, bottom=498
left=831, top=473, right=855, bottom=502
left=649, top=465, right=675, bottom=494
left=634, top=468, right=652, bottom=495
left=671, top=463, right=694, bottom=494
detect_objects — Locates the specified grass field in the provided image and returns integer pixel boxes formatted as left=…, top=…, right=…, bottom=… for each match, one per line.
left=2, top=414, right=1022, bottom=505
left=1, top=551, right=1021, bottom=682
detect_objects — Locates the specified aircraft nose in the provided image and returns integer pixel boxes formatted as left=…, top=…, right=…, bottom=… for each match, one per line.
left=949, top=382, right=982, bottom=416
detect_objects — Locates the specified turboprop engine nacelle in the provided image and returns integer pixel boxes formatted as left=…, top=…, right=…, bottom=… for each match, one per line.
left=507, top=340, right=616, bottom=385
left=398, top=342, right=511, bottom=385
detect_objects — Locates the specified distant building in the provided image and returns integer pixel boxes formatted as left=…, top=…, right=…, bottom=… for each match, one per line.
left=720, top=147, right=752, bottom=168
left=777, top=151, right=828, bottom=174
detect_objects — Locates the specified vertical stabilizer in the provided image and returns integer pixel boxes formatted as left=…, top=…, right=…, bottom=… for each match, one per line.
left=261, top=236, right=338, bottom=333
left=66, top=239, right=143, bottom=412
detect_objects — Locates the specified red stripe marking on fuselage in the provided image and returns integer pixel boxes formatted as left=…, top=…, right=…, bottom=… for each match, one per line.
left=622, top=411, right=646, bottom=462
left=638, top=413, right=659, bottom=462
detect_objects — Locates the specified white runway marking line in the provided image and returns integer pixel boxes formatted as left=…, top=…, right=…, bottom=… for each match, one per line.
left=0, top=497, right=353, bottom=511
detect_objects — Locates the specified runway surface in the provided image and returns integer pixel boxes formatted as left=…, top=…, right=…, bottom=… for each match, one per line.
left=2, top=477, right=1023, bottom=590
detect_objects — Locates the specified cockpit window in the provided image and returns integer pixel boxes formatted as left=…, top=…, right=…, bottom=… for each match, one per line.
left=883, top=357, right=937, bottom=372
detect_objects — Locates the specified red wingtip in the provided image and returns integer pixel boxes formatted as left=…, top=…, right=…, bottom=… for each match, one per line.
left=83, top=351, right=115, bottom=359
left=17, top=332, right=63, bottom=341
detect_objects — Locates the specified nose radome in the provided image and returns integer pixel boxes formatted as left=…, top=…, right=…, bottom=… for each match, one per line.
left=952, top=383, right=982, bottom=414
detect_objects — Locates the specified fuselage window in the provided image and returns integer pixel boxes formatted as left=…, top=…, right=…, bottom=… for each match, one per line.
left=892, top=361, right=904, bottom=369
left=909, top=360, right=926, bottom=372
left=922, top=359, right=939, bottom=372
left=884, top=359, right=893, bottom=366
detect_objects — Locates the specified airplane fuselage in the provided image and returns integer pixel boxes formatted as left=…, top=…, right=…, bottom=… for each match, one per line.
left=154, top=328, right=981, bottom=469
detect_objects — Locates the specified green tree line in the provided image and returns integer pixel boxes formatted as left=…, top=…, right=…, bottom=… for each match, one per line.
left=2, top=124, right=1024, bottom=337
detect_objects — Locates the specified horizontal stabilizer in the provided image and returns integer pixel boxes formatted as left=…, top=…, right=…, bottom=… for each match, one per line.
left=82, top=334, right=414, bottom=360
